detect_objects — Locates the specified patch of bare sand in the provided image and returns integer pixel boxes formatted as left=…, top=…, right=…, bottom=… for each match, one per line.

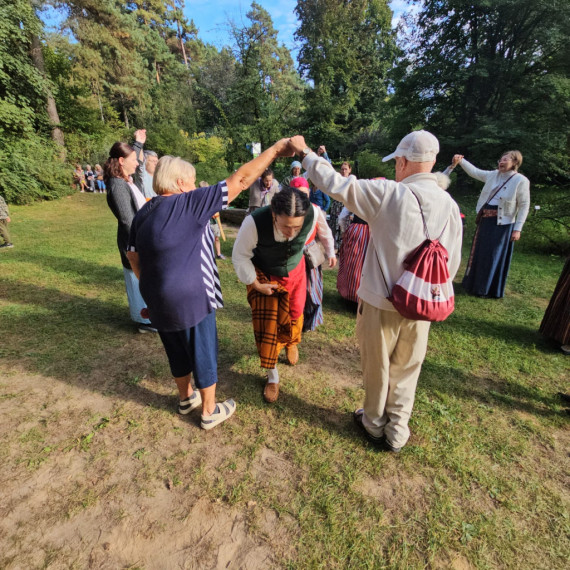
left=293, top=336, right=362, bottom=390
left=433, top=553, right=474, bottom=569
left=355, top=471, right=431, bottom=524
left=0, top=369, right=294, bottom=569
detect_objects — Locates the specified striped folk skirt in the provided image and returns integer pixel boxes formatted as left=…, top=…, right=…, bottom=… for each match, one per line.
left=540, top=256, right=570, bottom=345
left=337, top=223, right=370, bottom=303
left=462, top=206, right=514, bottom=298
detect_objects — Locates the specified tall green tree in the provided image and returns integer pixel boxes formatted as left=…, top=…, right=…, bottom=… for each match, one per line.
left=224, top=2, right=304, bottom=162
left=391, top=0, right=570, bottom=182
left=0, top=0, right=70, bottom=202
left=294, top=0, right=397, bottom=152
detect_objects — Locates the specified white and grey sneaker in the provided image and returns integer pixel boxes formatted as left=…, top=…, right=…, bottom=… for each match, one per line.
left=200, top=399, right=236, bottom=430
left=178, top=391, right=202, bottom=415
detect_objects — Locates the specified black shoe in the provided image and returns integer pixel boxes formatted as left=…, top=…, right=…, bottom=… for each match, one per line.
left=138, top=324, right=157, bottom=334
left=0, top=243, right=14, bottom=249
left=353, top=409, right=401, bottom=453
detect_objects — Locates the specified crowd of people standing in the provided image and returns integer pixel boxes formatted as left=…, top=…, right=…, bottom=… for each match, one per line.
left=98, top=126, right=567, bottom=451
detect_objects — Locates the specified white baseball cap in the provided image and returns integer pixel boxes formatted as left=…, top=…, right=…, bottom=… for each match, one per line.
left=382, top=130, right=440, bottom=163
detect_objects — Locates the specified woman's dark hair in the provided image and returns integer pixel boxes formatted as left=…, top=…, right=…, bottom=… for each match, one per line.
left=103, top=142, right=135, bottom=183
left=261, top=168, right=273, bottom=180
left=271, top=187, right=310, bottom=218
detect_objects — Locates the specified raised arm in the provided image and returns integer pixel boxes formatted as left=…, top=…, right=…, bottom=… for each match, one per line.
left=457, top=157, right=494, bottom=182
left=225, top=138, right=293, bottom=203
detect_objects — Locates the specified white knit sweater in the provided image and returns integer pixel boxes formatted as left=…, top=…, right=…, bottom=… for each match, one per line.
left=459, top=159, right=530, bottom=232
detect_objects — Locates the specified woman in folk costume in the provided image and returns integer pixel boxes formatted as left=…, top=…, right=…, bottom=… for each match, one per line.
left=451, top=151, right=530, bottom=298
left=335, top=163, right=375, bottom=307
left=288, top=176, right=336, bottom=331
left=232, top=187, right=332, bottom=403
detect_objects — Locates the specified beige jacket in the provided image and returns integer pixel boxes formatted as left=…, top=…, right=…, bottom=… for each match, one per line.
left=303, top=153, right=463, bottom=312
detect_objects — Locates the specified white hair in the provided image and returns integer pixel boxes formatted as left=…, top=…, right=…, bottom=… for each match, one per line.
left=153, top=156, right=196, bottom=195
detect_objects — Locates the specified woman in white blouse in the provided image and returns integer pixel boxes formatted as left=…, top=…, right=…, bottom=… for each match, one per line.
left=232, top=187, right=335, bottom=403
left=451, top=150, right=530, bottom=298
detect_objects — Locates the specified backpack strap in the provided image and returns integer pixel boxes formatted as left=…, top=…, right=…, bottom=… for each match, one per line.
left=409, top=187, right=448, bottom=241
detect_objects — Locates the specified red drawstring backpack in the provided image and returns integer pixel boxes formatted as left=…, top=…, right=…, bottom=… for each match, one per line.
left=380, top=190, right=455, bottom=322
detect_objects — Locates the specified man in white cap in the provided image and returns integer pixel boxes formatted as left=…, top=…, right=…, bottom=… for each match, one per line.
left=288, top=131, right=463, bottom=452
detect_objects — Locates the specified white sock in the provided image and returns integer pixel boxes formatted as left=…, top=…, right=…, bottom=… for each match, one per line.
left=267, top=368, right=279, bottom=384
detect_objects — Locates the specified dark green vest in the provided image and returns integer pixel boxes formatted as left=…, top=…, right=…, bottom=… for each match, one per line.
left=251, top=206, right=314, bottom=277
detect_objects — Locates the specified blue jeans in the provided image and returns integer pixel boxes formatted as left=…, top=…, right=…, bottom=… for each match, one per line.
left=123, top=268, right=151, bottom=324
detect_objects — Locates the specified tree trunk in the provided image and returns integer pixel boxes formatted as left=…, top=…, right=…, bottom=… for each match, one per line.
left=30, top=33, right=65, bottom=155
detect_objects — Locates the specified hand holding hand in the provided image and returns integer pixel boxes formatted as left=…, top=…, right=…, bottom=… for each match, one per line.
left=289, top=135, right=308, bottom=155
left=451, top=154, right=464, bottom=166
left=510, top=230, right=521, bottom=242
left=134, top=129, right=147, bottom=144
left=328, top=256, right=337, bottom=268
left=274, top=138, right=295, bottom=158
left=254, top=280, right=278, bottom=295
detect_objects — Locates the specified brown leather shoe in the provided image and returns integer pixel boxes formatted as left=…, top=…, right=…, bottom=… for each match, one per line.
left=286, top=345, right=299, bottom=365
left=263, top=381, right=279, bottom=403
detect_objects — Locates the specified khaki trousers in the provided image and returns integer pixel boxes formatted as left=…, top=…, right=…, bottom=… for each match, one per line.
left=356, top=301, right=431, bottom=448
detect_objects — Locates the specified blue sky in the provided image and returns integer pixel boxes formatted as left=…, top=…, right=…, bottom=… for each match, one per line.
left=41, top=1, right=413, bottom=63
left=185, top=0, right=412, bottom=56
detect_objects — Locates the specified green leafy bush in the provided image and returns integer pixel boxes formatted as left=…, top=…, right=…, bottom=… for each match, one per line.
left=0, top=135, right=72, bottom=204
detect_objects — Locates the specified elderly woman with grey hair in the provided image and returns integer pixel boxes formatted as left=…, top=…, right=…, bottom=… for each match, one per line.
left=133, top=149, right=159, bottom=200
left=126, top=138, right=294, bottom=429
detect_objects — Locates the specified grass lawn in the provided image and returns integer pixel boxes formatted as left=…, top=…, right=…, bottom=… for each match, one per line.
left=0, top=193, right=568, bottom=569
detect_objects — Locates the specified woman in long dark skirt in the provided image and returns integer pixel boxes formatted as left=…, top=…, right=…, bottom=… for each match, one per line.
left=451, top=151, right=530, bottom=298
left=540, top=256, right=570, bottom=354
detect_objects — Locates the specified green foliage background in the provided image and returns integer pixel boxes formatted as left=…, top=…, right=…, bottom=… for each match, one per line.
left=1, top=0, right=568, bottom=248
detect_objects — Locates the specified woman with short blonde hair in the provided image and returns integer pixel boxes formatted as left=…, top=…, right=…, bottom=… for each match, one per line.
left=152, top=156, right=196, bottom=195
left=127, top=138, right=293, bottom=428
left=451, top=150, right=530, bottom=298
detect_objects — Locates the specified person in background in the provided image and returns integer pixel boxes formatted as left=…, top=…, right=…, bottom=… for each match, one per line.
left=335, top=165, right=371, bottom=308
left=280, top=161, right=303, bottom=190
left=317, top=145, right=332, bottom=163
left=328, top=162, right=352, bottom=250
left=451, top=151, right=530, bottom=298
left=309, top=181, right=331, bottom=212
left=94, top=164, right=106, bottom=192
left=540, top=256, right=570, bottom=355
left=200, top=181, right=226, bottom=260
left=104, top=129, right=155, bottom=333
left=289, top=131, right=462, bottom=453
left=127, top=139, right=294, bottom=428
left=289, top=176, right=336, bottom=332
left=0, top=194, right=14, bottom=249
left=247, top=168, right=280, bottom=213
left=74, top=164, right=87, bottom=192
left=85, top=165, right=96, bottom=192
left=134, top=150, right=159, bottom=200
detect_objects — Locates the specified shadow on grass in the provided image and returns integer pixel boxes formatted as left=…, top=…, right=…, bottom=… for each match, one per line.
left=1, top=275, right=565, bottom=437
left=420, top=359, right=564, bottom=419
left=445, top=311, right=550, bottom=350
left=7, top=251, right=123, bottom=287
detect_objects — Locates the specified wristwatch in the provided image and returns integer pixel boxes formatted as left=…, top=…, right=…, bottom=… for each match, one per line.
left=300, top=147, right=312, bottom=160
